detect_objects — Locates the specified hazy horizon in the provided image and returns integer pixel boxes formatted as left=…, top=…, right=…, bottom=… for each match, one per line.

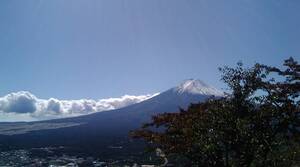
left=0, top=1, right=299, bottom=166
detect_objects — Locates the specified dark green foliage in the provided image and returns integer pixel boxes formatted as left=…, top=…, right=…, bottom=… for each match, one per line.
left=131, top=58, right=300, bottom=167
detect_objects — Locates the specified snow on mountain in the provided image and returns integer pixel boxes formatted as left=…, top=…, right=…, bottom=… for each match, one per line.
left=0, top=79, right=223, bottom=123
left=0, top=79, right=225, bottom=152
left=173, top=79, right=224, bottom=96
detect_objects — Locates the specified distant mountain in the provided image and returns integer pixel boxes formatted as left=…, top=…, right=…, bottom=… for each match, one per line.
left=0, top=79, right=223, bottom=158
left=175, top=79, right=224, bottom=96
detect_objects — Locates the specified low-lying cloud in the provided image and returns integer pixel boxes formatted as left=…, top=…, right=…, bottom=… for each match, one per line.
left=0, top=91, right=159, bottom=122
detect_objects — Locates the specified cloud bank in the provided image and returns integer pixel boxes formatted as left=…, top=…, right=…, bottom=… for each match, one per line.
left=0, top=91, right=159, bottom=122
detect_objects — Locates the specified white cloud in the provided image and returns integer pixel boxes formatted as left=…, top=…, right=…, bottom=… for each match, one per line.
left=0, top=91, right=37, bottom=114
left=0, top=91, right=159, bottom=122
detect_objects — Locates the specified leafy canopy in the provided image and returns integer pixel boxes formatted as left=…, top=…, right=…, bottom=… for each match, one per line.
left=131, top=58, right=300, bottom=167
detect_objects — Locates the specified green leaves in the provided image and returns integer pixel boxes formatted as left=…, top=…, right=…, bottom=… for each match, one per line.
left=131, top=57, right=300, bottom=166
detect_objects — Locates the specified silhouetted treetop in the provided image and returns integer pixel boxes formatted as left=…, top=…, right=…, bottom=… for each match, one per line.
left=131, top=57, right=300, bottom=167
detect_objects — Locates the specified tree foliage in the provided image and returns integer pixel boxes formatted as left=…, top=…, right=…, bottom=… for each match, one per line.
left=131, top=58, right=300, bottom=167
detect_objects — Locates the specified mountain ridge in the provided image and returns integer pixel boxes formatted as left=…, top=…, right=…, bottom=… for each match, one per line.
left=173, top=79, right=224, bottom=96
left=0, top=79, right=223, bottom=157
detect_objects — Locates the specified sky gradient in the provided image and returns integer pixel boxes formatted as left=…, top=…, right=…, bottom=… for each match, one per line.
left=0, top=0, right=299, bottom=99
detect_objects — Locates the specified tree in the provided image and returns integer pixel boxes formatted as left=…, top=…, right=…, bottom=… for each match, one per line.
left=131, top=58, right=300, bottom=167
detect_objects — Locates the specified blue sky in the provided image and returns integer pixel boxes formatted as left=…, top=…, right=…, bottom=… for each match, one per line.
left=0, top=0, right=299, bottom=99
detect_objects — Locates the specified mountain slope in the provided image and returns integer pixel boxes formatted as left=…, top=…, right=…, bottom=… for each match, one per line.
left=0, top=79, right=223, bottom=156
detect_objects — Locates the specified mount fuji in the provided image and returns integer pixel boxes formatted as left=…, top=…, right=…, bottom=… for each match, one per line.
left=0, top=79, right=223, bottom=157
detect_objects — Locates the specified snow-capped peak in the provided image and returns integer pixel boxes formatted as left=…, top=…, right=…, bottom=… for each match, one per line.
left=174, top=79, right=224, bottom=96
